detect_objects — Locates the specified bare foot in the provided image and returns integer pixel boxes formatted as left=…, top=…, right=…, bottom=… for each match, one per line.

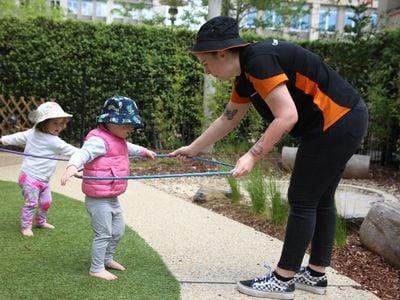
left=37, top=223, right=55, bottom=229
left=105, top=261, right=126, bottom=271
left=21, top=228, right=34, bottom=236
left=89, top=270, right=118, bottom=280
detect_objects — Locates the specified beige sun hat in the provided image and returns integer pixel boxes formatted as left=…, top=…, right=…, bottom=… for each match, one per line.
left=31, top=102, right=72, bottom=126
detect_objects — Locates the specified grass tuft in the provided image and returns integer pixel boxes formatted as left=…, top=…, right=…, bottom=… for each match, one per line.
left=226, top=176, right=241, bottom=204
left=266, top=174, right=288, bottom=226
left=246, top=164, right=267, bottom=214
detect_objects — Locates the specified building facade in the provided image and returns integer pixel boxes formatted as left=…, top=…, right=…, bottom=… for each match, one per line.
left=55, top=0, right=167, bottom=24
left=46, top=0, right=399, bottom=39
left=246, top=0, right=380, bottom=40
left=378, top=0, right=400, bottom=28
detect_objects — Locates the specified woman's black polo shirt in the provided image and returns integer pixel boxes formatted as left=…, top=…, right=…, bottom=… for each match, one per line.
left=231, top=40, right=361, bottom=138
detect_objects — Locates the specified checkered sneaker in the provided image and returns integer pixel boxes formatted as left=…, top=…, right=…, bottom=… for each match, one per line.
left=237, top=265, right=295, bottom=299
left=294, top=267, right=327, bottom=295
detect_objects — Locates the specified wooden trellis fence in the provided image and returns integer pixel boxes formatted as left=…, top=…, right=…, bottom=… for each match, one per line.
left=0, top=95, right=46, bottom=136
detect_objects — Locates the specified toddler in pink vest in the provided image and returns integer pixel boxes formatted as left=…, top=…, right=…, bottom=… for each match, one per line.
left=61, top=96, right=156, bottom=281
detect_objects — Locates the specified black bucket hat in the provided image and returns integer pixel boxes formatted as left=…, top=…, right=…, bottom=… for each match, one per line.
left=190, top=16, right=249, bottom=53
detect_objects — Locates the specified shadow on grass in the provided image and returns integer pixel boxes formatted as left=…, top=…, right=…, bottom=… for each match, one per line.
left=0, top=180, right=180, bottom=300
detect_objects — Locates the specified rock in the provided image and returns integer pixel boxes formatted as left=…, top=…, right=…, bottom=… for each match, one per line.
left=359, top=202, right=400, bottom=269
left=281, top=146, right=370, bottom=179
left=193, top=186, right=232, bottom=203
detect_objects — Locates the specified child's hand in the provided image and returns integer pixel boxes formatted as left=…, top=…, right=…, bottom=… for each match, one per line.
left=144, top=149, right=157, bottom=160
left=61, top=165, right=78, bottom=185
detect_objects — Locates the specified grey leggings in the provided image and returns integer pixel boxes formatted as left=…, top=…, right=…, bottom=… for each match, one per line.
left=277, top=100, right=368, bottom=272
left=85, top=197, right=125, bottom=273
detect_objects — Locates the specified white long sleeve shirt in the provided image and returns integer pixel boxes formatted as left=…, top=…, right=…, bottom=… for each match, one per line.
left=67, top=136, right=146, bottom=170
left=0, top=129, right=78, bottom=182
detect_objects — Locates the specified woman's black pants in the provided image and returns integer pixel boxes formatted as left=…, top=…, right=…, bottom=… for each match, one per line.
left=277, top=101, right=368, bottom=272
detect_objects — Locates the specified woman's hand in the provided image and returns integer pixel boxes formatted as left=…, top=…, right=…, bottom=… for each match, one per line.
left=232, top=152, right=257, bottom=177
left=169, top=145, right=198, bottom=158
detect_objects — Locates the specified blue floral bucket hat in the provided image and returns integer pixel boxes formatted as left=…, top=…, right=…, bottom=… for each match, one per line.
left=96, top=96, right=144, bottom=129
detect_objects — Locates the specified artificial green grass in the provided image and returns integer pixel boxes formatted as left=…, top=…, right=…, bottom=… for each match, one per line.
left=0, top=180, right=180, bottom=300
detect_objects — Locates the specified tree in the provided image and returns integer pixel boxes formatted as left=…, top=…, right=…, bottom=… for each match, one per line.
left=179, top=0, right=208, bottom=28
left=111, top=0, right=150, bottom=23
left=218, top=0, right=309, bottom=36
left=345, top=1, right=373, bottom=40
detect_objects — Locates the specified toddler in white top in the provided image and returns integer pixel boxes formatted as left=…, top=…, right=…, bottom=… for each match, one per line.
left=0, top=102, right=78, bottom=236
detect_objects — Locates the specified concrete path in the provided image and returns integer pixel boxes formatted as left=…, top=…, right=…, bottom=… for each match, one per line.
left=0, top=152, right=380, bottom=300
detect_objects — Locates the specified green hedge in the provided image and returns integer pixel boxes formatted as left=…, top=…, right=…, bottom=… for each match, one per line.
left=0, top=17, right=204, bottom=148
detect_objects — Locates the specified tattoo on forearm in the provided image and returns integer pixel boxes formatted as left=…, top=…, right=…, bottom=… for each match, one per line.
left=249, top=129, right=289, bottom=158
left=250, top=144, right=263, bottom=156
left=250, top=135, right=265, bottom=157
left=224, top=108, right=238, bottom=120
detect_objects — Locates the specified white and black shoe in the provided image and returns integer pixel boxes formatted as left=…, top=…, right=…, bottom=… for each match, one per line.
left=237, top=265, right=295, bottom=299
left=294, top=266, right=327, bottom=295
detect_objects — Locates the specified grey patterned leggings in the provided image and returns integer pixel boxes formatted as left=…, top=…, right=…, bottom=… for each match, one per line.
left=85, top=197, right=125, bottom=273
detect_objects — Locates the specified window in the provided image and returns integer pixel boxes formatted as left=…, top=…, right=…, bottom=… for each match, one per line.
left=344, top=10, right=356, bottom=31
left=247, top=5, right=310, bottom=31
left=50, top=0, right=61, bottom=8
left=67, top=0, right=78, bottom=14
left=81, top=0, right=93, bottom=16
left=112, top=3, right=124, bottom=18
left=290, top=12, right=310, bottom=31
left=96, top=1, right=107, bottom=17
left=265, top=10, right=283, bottom=28
left=370, top=12, right=377, bottom=28
left=319, top=6, right=337, bottom=32
left=247, top=9, right=257, bottom=28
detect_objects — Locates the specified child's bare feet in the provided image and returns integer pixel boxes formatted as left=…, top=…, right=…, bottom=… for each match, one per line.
left=105, top=261, right=126, bottom=271
left=21, top=228, right=34, bottom=236
left=37, top=223, right=55, bottom=229
left=89, top=270, right=118, bottom=280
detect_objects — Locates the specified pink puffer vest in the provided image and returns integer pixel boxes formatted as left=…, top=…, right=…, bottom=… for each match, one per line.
left=82, top=125, right=129, bottom=198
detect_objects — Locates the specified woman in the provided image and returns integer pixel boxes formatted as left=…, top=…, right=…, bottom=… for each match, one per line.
left=171, top=16, right=368, bottom=299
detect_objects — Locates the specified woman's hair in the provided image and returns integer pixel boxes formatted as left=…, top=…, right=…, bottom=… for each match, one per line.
left=227, top=47, right=244, bottom=54
left=207, top=46, right=243, bottom=57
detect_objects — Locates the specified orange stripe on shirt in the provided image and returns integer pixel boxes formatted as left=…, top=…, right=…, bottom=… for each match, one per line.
left=296, top=73, right=350, bottom=131
left=246, top=73, right=288, bottom=100
left=230, top=82, right=251, bottom=104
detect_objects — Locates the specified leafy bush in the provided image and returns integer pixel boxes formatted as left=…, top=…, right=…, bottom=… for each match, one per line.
left=0, top=17, right=204, bottom=148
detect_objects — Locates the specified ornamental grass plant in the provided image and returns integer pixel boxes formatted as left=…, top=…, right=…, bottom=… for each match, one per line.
left=334, top=210, right=348, bottom=248
left=226, top=175, right=241, bottom=204
left=266, top=174, right=288, bottom=226
left=245, top=163, right=267, bottom=214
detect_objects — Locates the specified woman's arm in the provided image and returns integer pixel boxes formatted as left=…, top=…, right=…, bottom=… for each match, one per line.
left=233, top=83, right=298, bottom=177
left=171, top=101, right=250, bottom=157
